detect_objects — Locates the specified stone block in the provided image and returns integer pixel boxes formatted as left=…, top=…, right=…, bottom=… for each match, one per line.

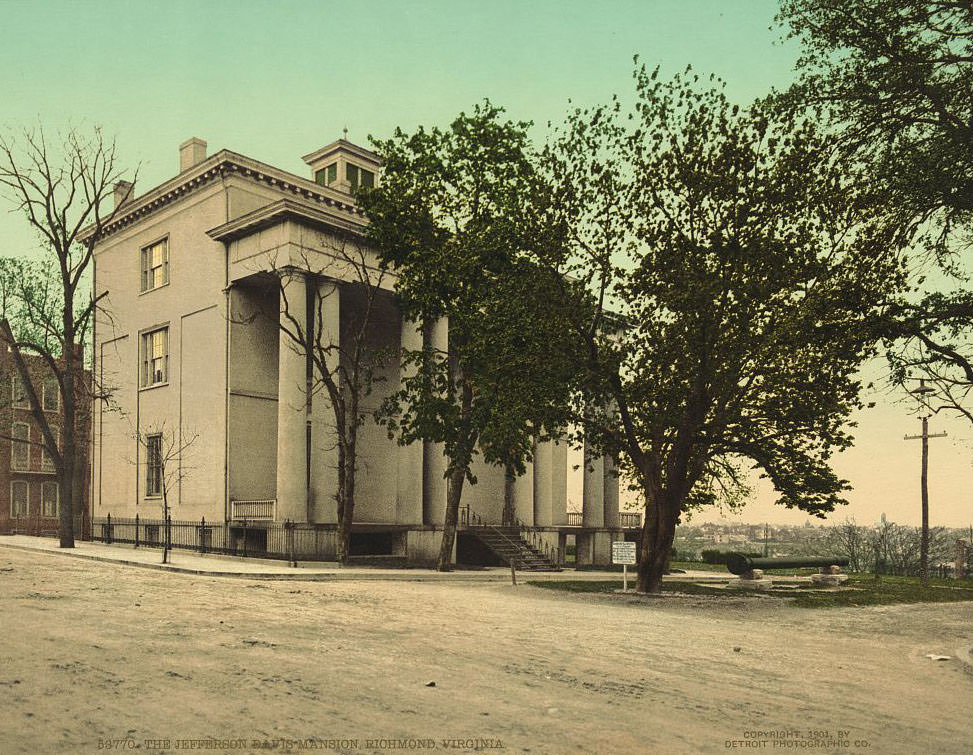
left=810, top=573, right=848, bottom=586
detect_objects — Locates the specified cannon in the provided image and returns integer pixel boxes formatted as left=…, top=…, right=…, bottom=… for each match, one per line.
left=725, top=554, right=850, bottom=576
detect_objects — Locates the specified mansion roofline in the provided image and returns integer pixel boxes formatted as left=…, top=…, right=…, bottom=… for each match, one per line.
left=83, top=148, right=368, bottom=243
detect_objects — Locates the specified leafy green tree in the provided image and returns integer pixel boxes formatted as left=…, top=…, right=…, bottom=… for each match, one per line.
left=361, top=102, right=578, bottom=570
left=537, top=65, right=907, bottom=592
left=778, top=1, right=973, bottom=417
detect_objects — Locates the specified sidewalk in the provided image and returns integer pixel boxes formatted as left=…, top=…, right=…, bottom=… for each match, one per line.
left=0, top=534, right=731, bottom=583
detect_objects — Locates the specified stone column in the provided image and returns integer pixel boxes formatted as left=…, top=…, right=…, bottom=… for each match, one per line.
left=423, top=317, right=449, bottom=525
left=513, top=461, right=534, bottom=525
left=276, top=270, right=309, bottom=523
left=603, top=453, right=620, bottom=528
left=533, top=439, right=553, bottom=526
left=396, top=317, right=424, bottom=524
left=582, top=441, right=605, bottom=528
left=551, top=438, right=568, bottom=525
left=309, top=278, right=340, bottom=524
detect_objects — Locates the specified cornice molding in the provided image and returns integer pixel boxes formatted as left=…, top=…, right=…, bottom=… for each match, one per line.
left=206, top=198, right=365, bottom=243
left=87, top=150, right=368, bottom=243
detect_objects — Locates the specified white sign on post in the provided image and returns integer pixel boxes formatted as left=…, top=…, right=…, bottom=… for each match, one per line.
left=612, top=540, right=637, bottom=591
left=612, top=541, right=637, bottom=564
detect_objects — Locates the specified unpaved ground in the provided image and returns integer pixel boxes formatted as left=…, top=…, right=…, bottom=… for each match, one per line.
left=0, top=547, right=970, bottom=755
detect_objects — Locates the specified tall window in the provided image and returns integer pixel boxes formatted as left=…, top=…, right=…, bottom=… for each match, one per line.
left=11, top=481, right=28, bottom=519
left=43, top=375, right=59, bottom=412
left=41, top=425, right=58, bottom=473
left=11, top=375, right=28, bottom=408
left=140, top=238, right=169, bottom=292
left=314, top=163, right=338, bottom=186
left=41, top=482, right=58, bottom=518
left=141, top=327, right=168, bottom=387
left=11, top=422, right=29, bottom=471
left=345, top=164, right=374, bottom=191
left=146, top=434, right=163, bottom=497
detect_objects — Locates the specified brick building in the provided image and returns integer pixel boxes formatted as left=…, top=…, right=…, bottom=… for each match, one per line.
left=0, top=347, right=90, bottom=538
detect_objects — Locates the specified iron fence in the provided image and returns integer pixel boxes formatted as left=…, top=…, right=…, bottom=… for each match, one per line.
left=92, top=514, right=338, bottom=562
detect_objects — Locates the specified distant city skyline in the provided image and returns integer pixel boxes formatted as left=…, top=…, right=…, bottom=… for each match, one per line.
left=2, top=1, right=970, bottom=528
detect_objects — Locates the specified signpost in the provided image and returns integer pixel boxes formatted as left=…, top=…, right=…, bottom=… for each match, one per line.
left=612, top=540, right=637, bottom=591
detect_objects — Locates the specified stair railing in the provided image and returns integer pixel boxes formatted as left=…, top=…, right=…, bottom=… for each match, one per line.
left=486, top=524, right=532, bottom=564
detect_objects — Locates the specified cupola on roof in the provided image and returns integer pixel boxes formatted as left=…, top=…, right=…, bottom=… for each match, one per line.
left=302, top=138, right=381, bottom=194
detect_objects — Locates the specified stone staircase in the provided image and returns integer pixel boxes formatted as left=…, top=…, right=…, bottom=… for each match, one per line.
left=468, top=526, right=561, bottom=571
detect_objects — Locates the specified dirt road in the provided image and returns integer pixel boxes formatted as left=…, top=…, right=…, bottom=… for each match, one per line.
left=0, top=546, right=970, bottom=754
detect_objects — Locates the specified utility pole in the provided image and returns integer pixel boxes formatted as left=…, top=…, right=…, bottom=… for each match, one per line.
left=904, top=380, right=947, bottom=587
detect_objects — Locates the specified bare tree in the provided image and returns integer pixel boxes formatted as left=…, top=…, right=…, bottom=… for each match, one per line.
left=823, top=519, right=870, bottom=573
left=0, top=126, right=134, bottom=547
left=869, top=520, right=953, bottom=577
left=247, top=234, right=389, bottom=564
left=132, top=421, right=199, bottom=564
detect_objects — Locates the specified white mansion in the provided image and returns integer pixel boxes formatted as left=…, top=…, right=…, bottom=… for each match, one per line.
left=90, top=137, right=632, bottom=566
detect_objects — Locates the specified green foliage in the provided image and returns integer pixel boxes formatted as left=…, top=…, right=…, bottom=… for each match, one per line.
left=779, top=2, right=973, bottom=421
left=528, top=575, right=973, bottom=607
left=528, top=580, right=728, bottom=597
left=779, top=1, right=973, bottom=259
left=0, top=257, right=91, bottom=356
left=362, top=102, right=580, bottom=481
left=540, top=64, right=908, bottom=525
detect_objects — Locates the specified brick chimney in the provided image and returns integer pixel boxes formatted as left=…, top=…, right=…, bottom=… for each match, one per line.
left=179, top=137, right=208, bottom=172
left=113, top=180, right=135, bottom=209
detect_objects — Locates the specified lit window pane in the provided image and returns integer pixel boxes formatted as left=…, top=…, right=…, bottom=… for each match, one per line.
left=142, top=327, right=169, bottom=386
left=141, top=239, right=169, bottom=292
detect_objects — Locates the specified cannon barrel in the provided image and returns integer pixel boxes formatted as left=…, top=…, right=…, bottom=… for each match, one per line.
left=725, top=554, right=850, bottom=576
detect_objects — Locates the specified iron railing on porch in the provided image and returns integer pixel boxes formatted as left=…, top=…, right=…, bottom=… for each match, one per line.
left=230, top=499, right=276, bottom=521
left=92, top=514, right=337, bottom=563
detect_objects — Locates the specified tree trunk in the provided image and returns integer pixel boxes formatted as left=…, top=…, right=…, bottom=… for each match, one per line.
left=161, top=479, right=169, bottom=564
left=337, top=424, right=358, bottom=566
left=636, top=490, right=677, bottom=593
left=334, top=433, right=348, bottom=564
left=437, top=466, right=467, bottom=571
left=502, top=464, right=516, bottom=526
left=58, top=347, right=77, bottom=549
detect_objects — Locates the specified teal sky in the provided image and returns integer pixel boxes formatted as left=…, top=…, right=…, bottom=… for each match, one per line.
left=2, top=1, right=970, bottom=528
left=2, top=0, right=796, bottom=191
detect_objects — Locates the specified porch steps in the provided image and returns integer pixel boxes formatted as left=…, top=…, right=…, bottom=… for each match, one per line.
left=468, top=526, right=561, bottom=572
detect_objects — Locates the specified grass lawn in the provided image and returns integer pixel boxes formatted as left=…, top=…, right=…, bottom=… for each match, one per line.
left=528, top=574, right=973, bottom=608
left=669, top=560, right=818, bottom=576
